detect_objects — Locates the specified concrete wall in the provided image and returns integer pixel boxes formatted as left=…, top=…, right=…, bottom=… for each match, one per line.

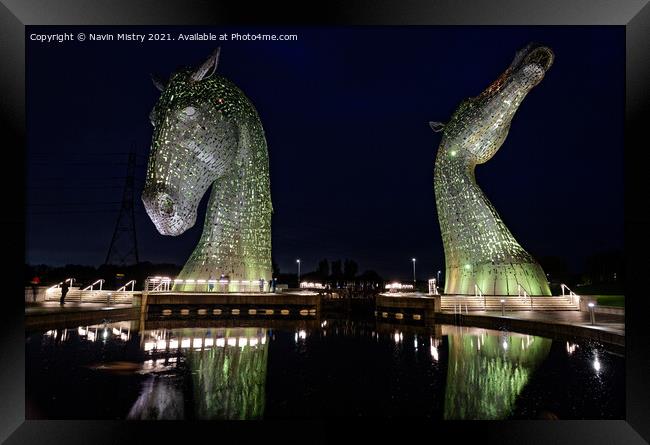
left=579, top=295, right=625, bottom=315
left=24, top=286, right=49, bottom=302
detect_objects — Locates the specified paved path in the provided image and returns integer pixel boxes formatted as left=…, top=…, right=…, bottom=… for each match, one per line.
left=25, top=302, right=624, bottom=343
left=25, top=301, right=134, bottom=315
left=25, top=302, right=139, bottom=331
left=440, top=310, right=624, bottom=337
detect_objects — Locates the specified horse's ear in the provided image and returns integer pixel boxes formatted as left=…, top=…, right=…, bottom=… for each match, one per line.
left=151, top=73, right=166, bottom=92
left=429, top=121, right=446, bottom=132
left=190, top=47, right=221, bottom=82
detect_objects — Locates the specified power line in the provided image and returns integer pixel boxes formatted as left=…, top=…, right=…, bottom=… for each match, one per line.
left=27, top=185, right=125, bottom=189
left=27, top=209, right=124, bottom=215
left=30, top=176, right=143, bottom=181
left=29, top=162, right=146, bottom=167
left=27, top=202, right=123, bottom=207
left=29, top=152, right=148, bottom=157
left=105, top=146, right=140, bottom=266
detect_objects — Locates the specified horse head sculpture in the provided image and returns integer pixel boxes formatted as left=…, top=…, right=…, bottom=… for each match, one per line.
left=142, top=48, right=273, bottom=291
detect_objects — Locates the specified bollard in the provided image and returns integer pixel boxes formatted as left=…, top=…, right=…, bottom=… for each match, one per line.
left=588, top=302, right=596, bottom=325
left=500, top=299, right=505, bottom=316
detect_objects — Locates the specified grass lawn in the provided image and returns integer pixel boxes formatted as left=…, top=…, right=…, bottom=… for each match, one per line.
left=594, top=295, right=625, bottom=307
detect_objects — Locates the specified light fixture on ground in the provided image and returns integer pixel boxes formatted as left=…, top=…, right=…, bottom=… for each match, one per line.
left=588, top=302, right=596, bottom=325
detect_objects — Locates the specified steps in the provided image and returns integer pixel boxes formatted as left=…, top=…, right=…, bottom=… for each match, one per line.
left=441, top=295, right=579, bottom=312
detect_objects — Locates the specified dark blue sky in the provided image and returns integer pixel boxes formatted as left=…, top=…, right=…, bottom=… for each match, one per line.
left=26, top=26, right=624, bottom=281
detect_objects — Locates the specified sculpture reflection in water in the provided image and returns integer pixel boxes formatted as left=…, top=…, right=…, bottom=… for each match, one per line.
left=443, top=327, right=551, bottom=419
left=127, top=376, right=185, bottom=420
left=129, top=327, right=268, bottom=420
left=187, top=327, right=268, bottom=419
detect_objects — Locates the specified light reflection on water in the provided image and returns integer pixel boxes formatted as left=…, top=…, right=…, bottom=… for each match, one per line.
left=442, top=326, right=552, bottom=420
left=29, top=320, right=623, bottom=419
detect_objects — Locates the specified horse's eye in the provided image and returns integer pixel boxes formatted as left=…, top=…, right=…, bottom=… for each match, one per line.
left=182, top=106, right=197, bottom=117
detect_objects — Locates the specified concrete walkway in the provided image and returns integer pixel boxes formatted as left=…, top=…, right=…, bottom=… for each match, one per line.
left=25, top=301, right=134, bottom=315
left=440, top=310, right=624, bottom=336
left=25, top=302, right=139, bottom=331
left=436, top=310, right=625, bottom=350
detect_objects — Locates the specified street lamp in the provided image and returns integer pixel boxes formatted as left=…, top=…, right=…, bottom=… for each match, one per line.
left=588, top=302, right=596, bottom=325
left=437, top=270, right=441, bottom=291
left=411, top=258, right=416, bottom=286
left=296, top=259, right=301, bottom=285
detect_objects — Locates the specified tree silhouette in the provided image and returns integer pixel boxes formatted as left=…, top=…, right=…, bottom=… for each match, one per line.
left=317, top=259, right=330, bottom=281
left=343, top=259, right=358, bottom=280
left=331, top=260, right=342, bottom=281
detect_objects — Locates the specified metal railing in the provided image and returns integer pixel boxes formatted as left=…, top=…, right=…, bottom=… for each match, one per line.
left=47, top=277, right=75, bottom=291
left=82, top=279, right=104, bottom=291
left=560, top=283, right=580, bottom=306
left=428, top=278, right=439, bottom=295
left=145, top=276, right=271, bottom=293
left=116, top=280, right=136, bottom=292
left=145, top=277, right=172, bottom=292
left=517, top=284, right=533, bottom=310
left=475, top=284, right=486, bottom=310
left=454, top=296, right=468, bottom=314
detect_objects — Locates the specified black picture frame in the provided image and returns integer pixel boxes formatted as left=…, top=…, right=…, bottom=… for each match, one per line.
left=2, top=1, right=648, bottom=443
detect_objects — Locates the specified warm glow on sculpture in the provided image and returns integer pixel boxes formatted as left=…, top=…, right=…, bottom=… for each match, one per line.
left=142, top=48, right=273, bottom=291
left=432, top=44, right=554, bottom=296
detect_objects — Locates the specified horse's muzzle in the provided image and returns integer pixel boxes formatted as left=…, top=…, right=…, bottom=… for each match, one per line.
left=141, top=189, right=187, bottom=236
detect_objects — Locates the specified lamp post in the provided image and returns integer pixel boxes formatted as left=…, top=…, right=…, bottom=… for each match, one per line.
left=500, top=299, right=505, bottom=316
left=588, top=302, right=596, bottom=325
left=296, top=259, right=301, bottom=286
left=437, top=270, right=441, bottom=292
left=412, top=258, right=416, bottom=287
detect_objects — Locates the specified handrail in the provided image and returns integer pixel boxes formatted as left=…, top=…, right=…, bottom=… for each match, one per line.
left=428, top=278, right=439, bottom=295
left=47, top=277, right=75, bottom=291
left=517, top=284, right=533, bottom=309
left=82, top=279, right=104, bottom=291
left=116, top=280, right=136, bottom=292
left=560, top=283, right=581, bottom=306
left=475, top=284, right=486, bottom=310
left=453, top=297, right=467, bottom=315
left=152, top=279, right=172, bottom=292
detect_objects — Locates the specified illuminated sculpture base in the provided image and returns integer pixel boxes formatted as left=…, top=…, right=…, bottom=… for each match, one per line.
left=445, top=262, right=550, bottom=296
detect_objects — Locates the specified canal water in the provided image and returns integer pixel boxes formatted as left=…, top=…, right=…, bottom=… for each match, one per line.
left=25, top=319, right=624, bottom=419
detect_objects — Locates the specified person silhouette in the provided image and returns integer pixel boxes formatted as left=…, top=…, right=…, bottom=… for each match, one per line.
left=30, top=276, right=40, bottom=302
left=59, top=280, right=70, bottom=306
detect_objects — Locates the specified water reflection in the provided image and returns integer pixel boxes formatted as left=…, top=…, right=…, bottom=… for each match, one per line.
left=28, top=319, right=622, bottom=419
left=187, top=328, right=268, bottom=419
left=43, top=321, right=132, bottom=344
left=137, top=327, right=268, bottom=419
left=442, top=326, right=552, bottom=419
left=127, top=376, right=185, bottom=419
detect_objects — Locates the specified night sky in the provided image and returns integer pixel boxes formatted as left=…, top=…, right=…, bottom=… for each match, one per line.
left=26, top=26, right=624, bottom=281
